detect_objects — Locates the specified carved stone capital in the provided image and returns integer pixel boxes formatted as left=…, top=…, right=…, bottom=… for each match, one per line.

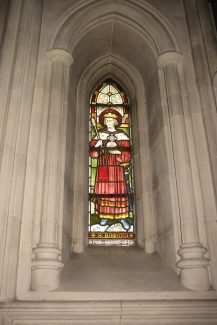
left=47, top=48, right=73, bottom=66
left=157, top=51, right=183, bottom=69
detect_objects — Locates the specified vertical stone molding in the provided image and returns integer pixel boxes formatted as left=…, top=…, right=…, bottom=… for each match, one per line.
left=31, top=49, right=73, bottom=292
left=157, top=52, right=210, bottom=291
left=136, top=126, right=155, bottom=253
left=0, top=0, right=44, bottom=300
left=213, top=71, right=217, bottom=112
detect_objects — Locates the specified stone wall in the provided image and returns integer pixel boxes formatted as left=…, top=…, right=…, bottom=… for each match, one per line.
left=0, top=1, right=216, bottom=322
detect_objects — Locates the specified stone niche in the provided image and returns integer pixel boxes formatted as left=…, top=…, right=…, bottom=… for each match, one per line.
left=17, top=0, right=213, bottom=295
left=1, top=0, right=217, bottom=324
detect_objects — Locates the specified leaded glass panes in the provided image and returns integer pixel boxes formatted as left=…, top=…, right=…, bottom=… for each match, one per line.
left=89, top=79, right=135, bottom=246
left=96, top=83, right=123, bottom=105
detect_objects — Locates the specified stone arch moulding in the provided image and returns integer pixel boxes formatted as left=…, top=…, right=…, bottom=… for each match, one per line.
left=50, top=0, right=179, bottom=55
left=70, top=54, right=155, bottom=255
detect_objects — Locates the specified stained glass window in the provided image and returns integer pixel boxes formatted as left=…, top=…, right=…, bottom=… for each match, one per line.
left=89, top=79, right=135, bottom=246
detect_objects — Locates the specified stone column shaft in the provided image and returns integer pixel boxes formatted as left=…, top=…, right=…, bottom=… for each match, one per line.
left=40, top=60, right=66, bottom=244
left=31, top=49, right=73, bottom=292
left=164, top=62, right=200, bottom=244
left=157, top=52, right=210, bottom=291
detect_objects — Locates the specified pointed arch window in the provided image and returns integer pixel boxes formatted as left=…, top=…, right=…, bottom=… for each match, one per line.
left=89, top=78, right=135, bottom=246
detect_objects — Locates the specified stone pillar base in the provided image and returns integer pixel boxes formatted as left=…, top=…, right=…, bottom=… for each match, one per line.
left=177, top=243, right=210, bottom=291
left=31, top=245, right=64, bottom=292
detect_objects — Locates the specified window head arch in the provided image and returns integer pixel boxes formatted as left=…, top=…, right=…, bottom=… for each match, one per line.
left=91, top=78, right=129, bottom=106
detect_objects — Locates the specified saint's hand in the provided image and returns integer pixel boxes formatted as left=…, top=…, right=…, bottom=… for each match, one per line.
left=95, top=139, right=103, bottom=147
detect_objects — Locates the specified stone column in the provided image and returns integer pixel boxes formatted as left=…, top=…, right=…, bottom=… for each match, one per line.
left=31, top=49, right=73, bottom=291
left=184, top=0, right=217, bottom=290
left=157, top=52, right=210, bottom=291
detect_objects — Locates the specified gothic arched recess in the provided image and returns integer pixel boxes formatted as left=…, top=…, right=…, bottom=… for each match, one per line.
left=16, top=0, right=214, bottom=297
left=52, top=0, right=180, bottom=258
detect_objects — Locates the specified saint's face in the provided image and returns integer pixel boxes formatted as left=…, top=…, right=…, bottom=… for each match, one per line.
left=104, top=117, right=116, bottom=129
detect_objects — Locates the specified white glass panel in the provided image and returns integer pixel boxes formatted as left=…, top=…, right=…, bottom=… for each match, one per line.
left=110, top=85, right=118, bottom=94
left=101, top=85, right=109, bottom=94
left=97, top=93, right=109, bottom=104
left=110, top=93, right=123, bottom=104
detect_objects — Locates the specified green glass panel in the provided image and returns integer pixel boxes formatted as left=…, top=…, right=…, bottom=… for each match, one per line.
left=91, top=167, right=96, bottom=187
left=91, top=158, right=97, bottom=168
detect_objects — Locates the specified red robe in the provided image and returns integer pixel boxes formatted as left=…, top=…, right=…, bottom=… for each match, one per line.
left=90, top=130, right=131, bottom=219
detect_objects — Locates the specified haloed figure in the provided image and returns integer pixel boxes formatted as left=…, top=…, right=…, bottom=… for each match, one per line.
left=90, top=109, right=131, bottom=230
